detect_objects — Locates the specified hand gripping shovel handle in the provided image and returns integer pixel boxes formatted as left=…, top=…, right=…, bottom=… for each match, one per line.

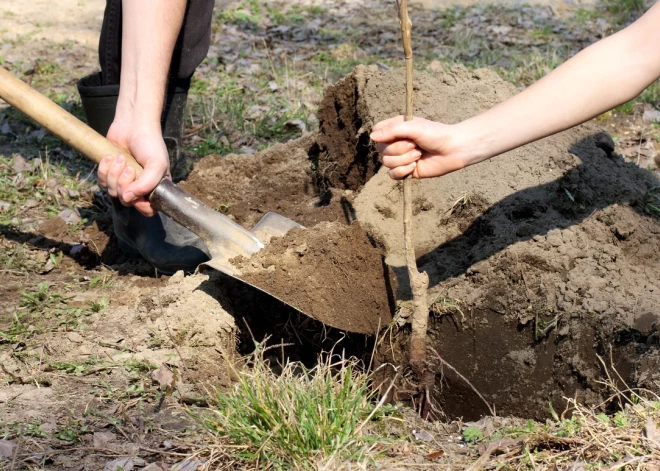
left=0, top=66, right=264, bottom=262
left=0, top=66, right=143, bottom=176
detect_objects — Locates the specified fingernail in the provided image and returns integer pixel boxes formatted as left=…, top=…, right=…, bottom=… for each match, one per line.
left=116, top=154, right=125, bottom=163
left=123, top=168, right=132, bottom=176
left=408, top=142, right=416, bottom=150
left=102, top=156, right=111, bottom=163
left=413, top=150, right=422, bottom=158
left=124, top=191, right=135, bottom=202
left=370, top=130, right=381, bottom=140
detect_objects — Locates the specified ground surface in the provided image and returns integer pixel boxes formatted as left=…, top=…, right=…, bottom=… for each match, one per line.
left=1, top=0, right=660, bottom=469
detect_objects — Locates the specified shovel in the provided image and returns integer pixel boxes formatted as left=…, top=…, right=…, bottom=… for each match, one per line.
left=0, top=66, right=392, bottom=334
left=0, top=66, right=380, bottom=334
left=0, top=66, right=297, bottom=275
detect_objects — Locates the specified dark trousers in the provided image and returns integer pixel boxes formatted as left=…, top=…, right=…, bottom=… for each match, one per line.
left=98, top=0, right=216, bottom=86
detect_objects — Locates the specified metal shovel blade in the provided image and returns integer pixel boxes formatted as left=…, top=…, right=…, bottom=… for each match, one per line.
left=150, top=180, right=303, bottom=273
left=252, top=212, right=303, bottom=243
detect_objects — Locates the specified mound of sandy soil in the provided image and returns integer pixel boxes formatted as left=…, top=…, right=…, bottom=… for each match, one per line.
left=181, top=65, right=660, bottom=419
left=349, top=65, right=660, bottom=419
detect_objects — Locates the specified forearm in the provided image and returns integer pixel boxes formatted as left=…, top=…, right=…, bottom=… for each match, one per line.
left=456, top=2, right=660, bottom=164
left=115, top=0, right=187, bottom=128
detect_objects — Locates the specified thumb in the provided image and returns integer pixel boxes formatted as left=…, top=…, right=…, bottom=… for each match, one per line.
left=123, top=158, right=168, bottom=202
left=370, top=118, right=423, bottom=143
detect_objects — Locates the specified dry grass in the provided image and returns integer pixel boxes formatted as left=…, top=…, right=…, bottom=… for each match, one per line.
left=469, top=358, right=660, bottom=470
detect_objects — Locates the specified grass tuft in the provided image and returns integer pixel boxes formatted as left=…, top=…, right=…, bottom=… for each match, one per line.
left=603, top=0, right=647, bottom=24
left=196, top=345, right=397, bottom=470
left=643, top=186, right=660, bottom=217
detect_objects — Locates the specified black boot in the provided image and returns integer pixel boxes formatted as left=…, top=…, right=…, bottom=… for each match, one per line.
left=77, top=72, right=210, bottom=274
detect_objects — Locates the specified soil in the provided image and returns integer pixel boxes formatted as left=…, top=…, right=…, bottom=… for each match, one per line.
left=181, top=134, right=396, bottom=333
left=232, top=222, right=396, bottom=334
left=180, top=134, right=348, bottom=230
left=347, top=65, right=660, bottom=420
left=316, top=70, right=381, bottom=190
left=183, top=64, right=660, bottom=421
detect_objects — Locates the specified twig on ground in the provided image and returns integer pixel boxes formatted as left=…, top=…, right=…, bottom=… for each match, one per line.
left=98, top=340, right=136, bottom=353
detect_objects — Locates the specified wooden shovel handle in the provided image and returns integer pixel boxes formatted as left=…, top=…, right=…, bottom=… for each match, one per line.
left=0, top=66, right=143, bottom=178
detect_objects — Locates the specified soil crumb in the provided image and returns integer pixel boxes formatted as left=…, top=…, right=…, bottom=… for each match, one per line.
left=38, top=216, right=74, bottom=242
left=232, top=222, right=395, bottom=334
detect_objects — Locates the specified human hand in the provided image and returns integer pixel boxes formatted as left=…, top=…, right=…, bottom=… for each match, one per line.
left=98, top=121, right=169, bottom=217
left=370, top=116, right=469, bottom=180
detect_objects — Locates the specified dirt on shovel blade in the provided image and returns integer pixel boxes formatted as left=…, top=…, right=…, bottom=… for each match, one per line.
left=180, top=135, right=396, bottom=334
left=231, top=222, right=396, bottom=334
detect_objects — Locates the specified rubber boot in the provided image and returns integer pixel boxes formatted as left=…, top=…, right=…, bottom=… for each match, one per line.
left=77, top=72, right=210, bottom=274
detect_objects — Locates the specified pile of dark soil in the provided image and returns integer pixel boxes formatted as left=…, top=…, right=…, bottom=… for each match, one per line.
left=181, top=65, right=660, bottom=420
left=351, top=65, right=660, bottom=420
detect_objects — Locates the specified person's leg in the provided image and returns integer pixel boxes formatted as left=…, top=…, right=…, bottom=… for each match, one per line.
left=78, top=0, right=215, bottom=274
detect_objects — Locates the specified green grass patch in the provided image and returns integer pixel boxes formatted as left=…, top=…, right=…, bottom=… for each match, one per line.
left=640, top=80, right=660, bottom=106
left=50, top=357, right=100, bottom=376
left=186, top=69, right=313, bottom=159
left=0, top=311, right=32, bottom=344
left=197, top=347, right=397, bottom=469
left=217, top=0, right=328, bottom=28
left=571, top=8, right=602, bottom=23
left=20, top=282, right=66, bottom=311
left=603, top=0, right=646, bottom=24
left=437, top=6, right=467, bottom=28
left=616, top=100, right=635, bottom=115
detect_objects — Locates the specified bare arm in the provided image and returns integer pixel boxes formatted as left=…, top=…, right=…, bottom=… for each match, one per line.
left=459, top=2, right=660, bottom=163
left=97, top=0, right=187, bottom=216
left=371, top=2, right=660, bottom=179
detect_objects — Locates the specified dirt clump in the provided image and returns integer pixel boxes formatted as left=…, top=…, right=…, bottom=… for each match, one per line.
left=38, top=216, right=73, bottom=242
left=232, top=222, right=395, bottom=333
left=316, top=69, right=382, bottom=190
left=181, top=134, right=353, bottom=230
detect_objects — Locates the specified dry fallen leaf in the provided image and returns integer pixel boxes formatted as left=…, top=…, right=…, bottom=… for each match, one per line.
left=0, top=439, right=16, bottom=458
left=425, top=450, right=444, bottom=460
left=412, top=429, right=434, bottom=442
left=477, top=436, right=526, bottom=455
left=12, top=154, right=32, bottom=173
left=643, top=418, right=660, bottom=450
left=152, top=365, right=177, bottom=390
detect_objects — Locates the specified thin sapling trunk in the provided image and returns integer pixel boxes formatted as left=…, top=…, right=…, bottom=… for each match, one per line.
left=395, top=0, right=430, bottom=377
